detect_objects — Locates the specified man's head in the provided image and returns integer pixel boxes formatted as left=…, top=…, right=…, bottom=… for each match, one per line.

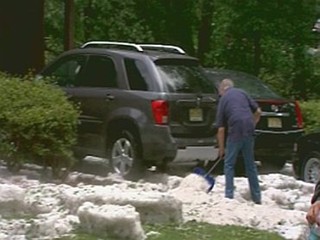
left=219, top=78, right=234, bottom=96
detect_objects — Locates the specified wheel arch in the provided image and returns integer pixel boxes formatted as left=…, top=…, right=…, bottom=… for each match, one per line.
left=300, top=150, right=320, bottom=183
left=106, top=117, right=143, bottom=154
left=297, top=134, right=320, bottom=160
left=296, top=136, right=319, bottom=179
left=106, top=117, right=146, bottom=179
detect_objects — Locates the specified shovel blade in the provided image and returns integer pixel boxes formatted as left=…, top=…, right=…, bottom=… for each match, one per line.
left=193, top=167, right=215, bottom=193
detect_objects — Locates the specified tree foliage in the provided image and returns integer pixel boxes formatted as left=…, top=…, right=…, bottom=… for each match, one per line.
left=44, top=0, right=319, bottom=99
left=205, top=0, right=317, bottom=99
left=300, top=100, right=320, bottom=133
left=45, top=0, right=153, bottom=62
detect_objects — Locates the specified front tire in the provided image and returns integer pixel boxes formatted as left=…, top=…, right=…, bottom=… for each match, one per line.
left=300, top=151, right=320, bottom=183
left=108, top=130, right=144, bottom=180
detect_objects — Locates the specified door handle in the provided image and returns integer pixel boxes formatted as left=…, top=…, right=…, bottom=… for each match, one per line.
left=105, top=94, right=115, bottom=101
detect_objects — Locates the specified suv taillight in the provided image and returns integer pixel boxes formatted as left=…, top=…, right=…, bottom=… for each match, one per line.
left=294, top=100, right=303, bottom=128
left=151, top=100, right=168, bottom=125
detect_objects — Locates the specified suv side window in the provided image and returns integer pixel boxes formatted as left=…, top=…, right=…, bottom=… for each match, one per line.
left=124, top=58, right=149, bottom=91
left=79, top=55, right=117, bottom=88
left=45, top=55, right=86, bottom=87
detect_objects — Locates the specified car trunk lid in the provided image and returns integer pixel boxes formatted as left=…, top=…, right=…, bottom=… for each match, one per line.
left=154, top=59, right=218, bottom=138
left=167, top=93, right=217, bottom=138
left=256, top=99, right=303, bottom=131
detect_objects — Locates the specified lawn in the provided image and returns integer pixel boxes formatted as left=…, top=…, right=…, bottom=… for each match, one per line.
left=56, top=221, right=285, bottom=240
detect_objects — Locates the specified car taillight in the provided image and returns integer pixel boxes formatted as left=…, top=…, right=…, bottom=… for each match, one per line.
left=294, top=100, right=303, bottom=128
left=151, top=100, right=168, bottom=125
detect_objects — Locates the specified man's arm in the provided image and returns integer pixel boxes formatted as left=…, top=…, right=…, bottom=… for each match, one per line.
left=312, top=181, right=320, bottom=204
left=253, top=107, right=261, bottom=125
left=306, top=180, right=320, bottom=225
left=217, top=127, right=225, bottom=158
left=245, top=92, right=261, bottom=125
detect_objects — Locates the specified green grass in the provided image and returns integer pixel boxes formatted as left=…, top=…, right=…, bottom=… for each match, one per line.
left=55, top=221, right=285, bottom=240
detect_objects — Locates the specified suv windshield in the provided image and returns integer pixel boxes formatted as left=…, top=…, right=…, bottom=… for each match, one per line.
left=155, top=59, right=215, bottom=93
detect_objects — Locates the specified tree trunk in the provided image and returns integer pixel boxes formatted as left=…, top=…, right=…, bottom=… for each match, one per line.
left=253, top=31, right=261, bottom=76
left=292, top=46, right=308, bottom=99
left=165, top=0, right=195, bottom=55
left=64, top=0, right=75, bottom=51
left=197, top=0, right=214, bottom=64
left=0, top=0, right=45, bottom=75
left=83, top=0, right=94, bottom=41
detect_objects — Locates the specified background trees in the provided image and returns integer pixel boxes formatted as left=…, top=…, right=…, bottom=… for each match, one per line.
left=0, top=0, right=45, bottom=74
left=0, top=0, right=319, bottom=100
left=204, top=0, right=318, bottom=99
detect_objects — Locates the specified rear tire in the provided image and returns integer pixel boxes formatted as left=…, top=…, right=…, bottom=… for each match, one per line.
left=6, top=158, right=21, bottom=173
left=259, top=157, right=287, bottom=173
left=269, top=158, right=287, bottom=170
left=156, top=158, right=171, bottom=173
left=300, top=151, right=320, bottom=183
left=108, top=129, right=145, bottom=180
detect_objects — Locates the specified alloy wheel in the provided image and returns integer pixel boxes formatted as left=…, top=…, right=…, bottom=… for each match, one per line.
left=303, top=156, right=320, bottom=183
left=111, top=137, right=134, bottom=176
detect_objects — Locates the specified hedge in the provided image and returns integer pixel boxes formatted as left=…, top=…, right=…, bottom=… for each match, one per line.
left=300, top=100, right=320, bottom=134
left=0, top=73, right=80, bottom=178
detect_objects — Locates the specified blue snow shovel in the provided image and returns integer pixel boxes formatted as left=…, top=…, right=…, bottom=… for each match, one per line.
left=193, top=156, right=223, bottom=193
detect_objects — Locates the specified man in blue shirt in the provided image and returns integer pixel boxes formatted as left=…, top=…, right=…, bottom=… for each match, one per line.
left=307, top=180, right=320, bottom=239
left=216, top=78, right=262, bottom=204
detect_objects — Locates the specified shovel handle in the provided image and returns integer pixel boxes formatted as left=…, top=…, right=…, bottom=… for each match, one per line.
left=205, top=157, right=223, bottom=177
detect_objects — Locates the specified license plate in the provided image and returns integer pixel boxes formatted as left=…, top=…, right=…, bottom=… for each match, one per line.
left=189, top=108, right=203, bottom=122
left=268, top=118, right=282, bottom=128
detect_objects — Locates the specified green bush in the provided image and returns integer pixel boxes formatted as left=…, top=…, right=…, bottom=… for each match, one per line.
left=0, top=73, right=80, bottom=177
left=300, top=100, right=320, bottom=134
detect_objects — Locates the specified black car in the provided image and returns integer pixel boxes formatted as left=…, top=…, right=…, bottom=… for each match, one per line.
left=204, top=68, right=304, bottom=170
left=293, top=132, right=320, bottom=183
left=38, top=41, right=219, bottom=179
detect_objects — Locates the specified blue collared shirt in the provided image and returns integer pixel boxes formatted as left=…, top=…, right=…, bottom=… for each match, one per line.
left=216, top=87, right=258, bottom=142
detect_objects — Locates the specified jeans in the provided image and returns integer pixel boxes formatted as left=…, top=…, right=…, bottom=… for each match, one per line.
left=309, top=231, right=320, bottom=240
left=224, top=136, right=261, bottom=203
left=309, top=225, right=320, bottom=240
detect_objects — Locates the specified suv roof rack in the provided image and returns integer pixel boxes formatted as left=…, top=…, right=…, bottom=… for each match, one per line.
left=81, top=41, right=144, bottom=52
left=81, top=41, right=186, bottom=54
left=138, top=44, right=185, bottom=54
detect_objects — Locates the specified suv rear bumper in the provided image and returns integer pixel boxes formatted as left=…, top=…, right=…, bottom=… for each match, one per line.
left=254, top=129, right=304, bottom=162
left=173, top=146, right=219, bottom=163
left=141, top=125, right=217, bottom=165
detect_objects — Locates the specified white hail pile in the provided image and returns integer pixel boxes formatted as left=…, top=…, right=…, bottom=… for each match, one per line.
left=0, top=163, right=315, bottom=240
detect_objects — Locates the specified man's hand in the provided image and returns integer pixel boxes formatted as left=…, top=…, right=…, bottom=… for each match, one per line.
left=219, top=148, right=225, bottom=159
left=307, top=201, right=320, bottom=225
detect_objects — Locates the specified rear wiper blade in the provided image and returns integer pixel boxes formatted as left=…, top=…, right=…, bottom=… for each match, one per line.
left=175, top=87, right=194, bottom=93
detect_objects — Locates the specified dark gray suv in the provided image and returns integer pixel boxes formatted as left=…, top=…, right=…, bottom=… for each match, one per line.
left=39, top=41, right=219, bottom=179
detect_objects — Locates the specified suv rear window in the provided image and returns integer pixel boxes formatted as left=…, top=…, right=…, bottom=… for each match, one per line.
left=206, top=70, right=281, bottom=99
left=155, top=59, right=215, bottom=94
